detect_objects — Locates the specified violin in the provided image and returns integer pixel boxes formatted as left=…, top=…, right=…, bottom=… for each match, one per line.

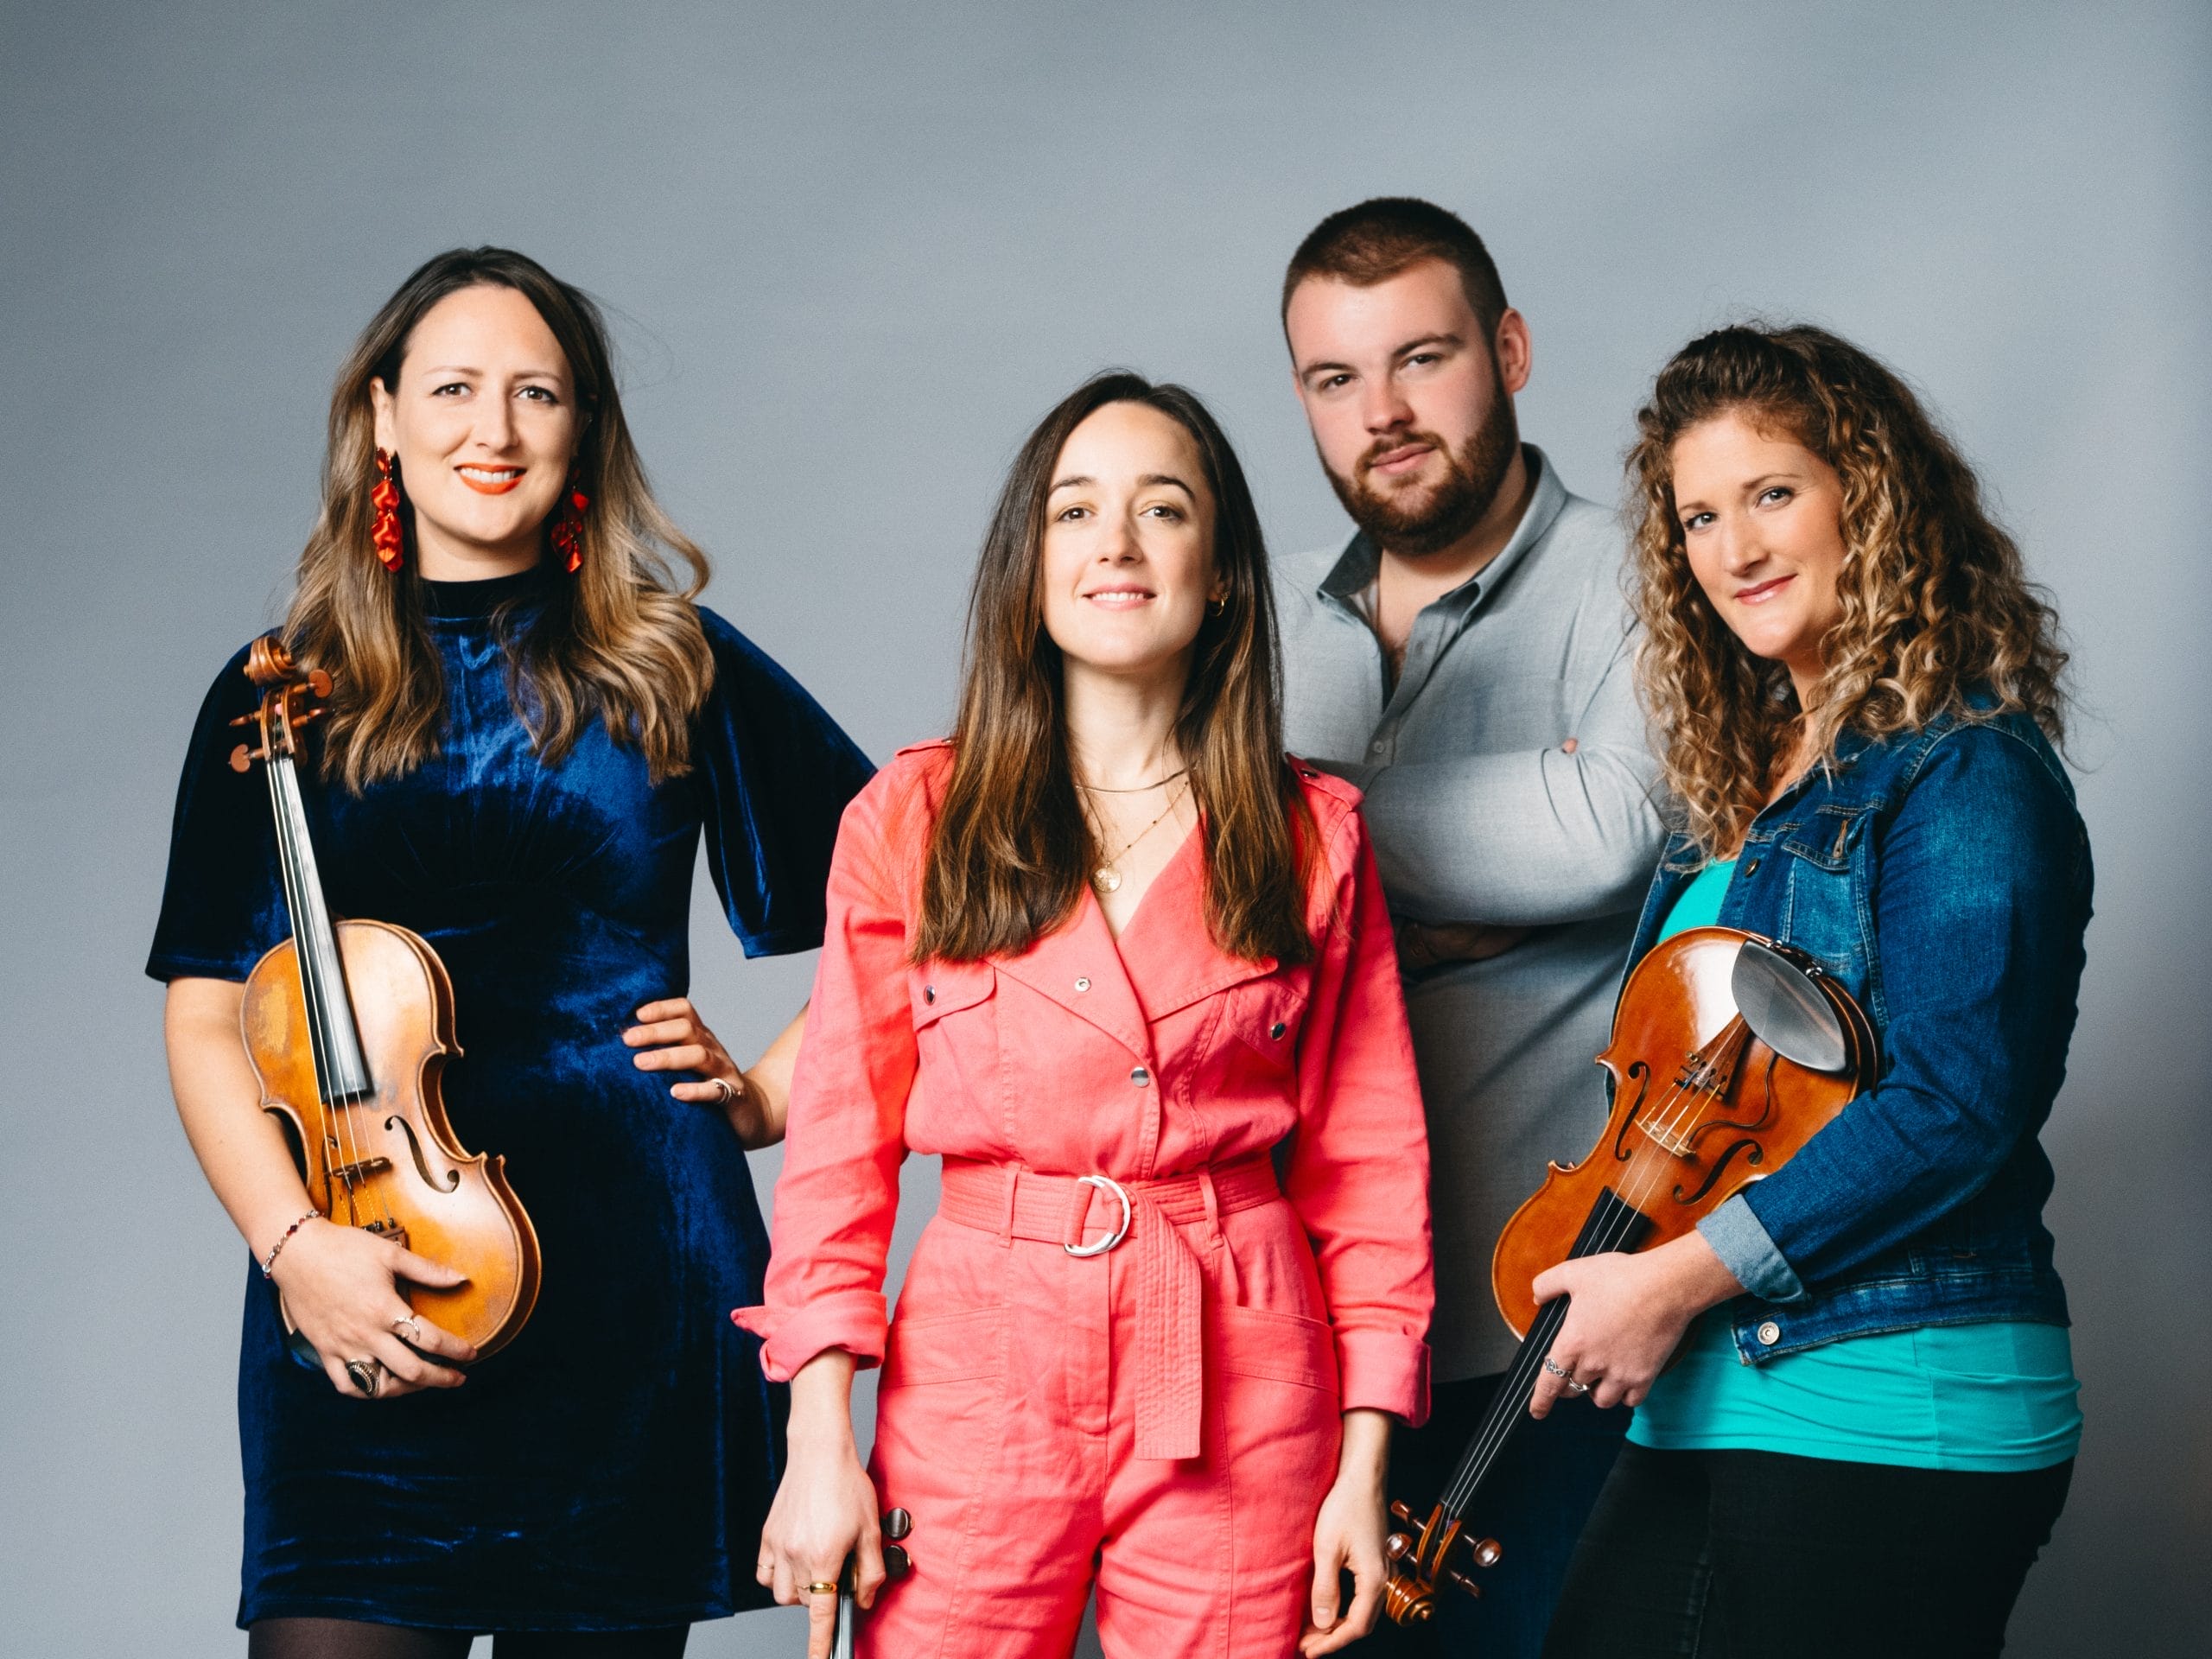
left=1380, top=926, right=1877, bottom=1625
left=827, top=1509, right=914, bottom=1659
left=229, top=634, right=540, bottom=1361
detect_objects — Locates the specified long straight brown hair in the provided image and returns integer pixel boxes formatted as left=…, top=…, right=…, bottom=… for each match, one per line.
left=287, top=246, right=715, bottom=791
left=916, top=373, right=1313, bottom=966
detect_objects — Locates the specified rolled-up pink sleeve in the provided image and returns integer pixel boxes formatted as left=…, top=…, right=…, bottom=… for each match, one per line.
left=1284, top=798, right=1435, bottom=1425
left=731, top=767, right=918, bottom=1381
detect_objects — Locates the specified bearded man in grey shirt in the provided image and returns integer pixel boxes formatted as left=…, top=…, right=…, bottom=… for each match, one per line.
left=1274, top=199, right=1667, bottom=1659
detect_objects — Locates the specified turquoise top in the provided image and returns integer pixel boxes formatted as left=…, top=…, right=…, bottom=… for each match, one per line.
left=1625, top=860, right=2082, bottom=1471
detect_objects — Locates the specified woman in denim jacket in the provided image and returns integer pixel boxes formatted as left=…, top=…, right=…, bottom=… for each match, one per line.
left=1534, top=325, right=2087, bottom=1659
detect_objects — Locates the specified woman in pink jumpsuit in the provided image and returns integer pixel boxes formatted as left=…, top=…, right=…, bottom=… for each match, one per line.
left=739, top=373, right=1434, bottom=1659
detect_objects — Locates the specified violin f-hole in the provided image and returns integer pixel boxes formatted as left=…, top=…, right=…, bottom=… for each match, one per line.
left=1673, top=1138, right=1764, bottom=1205
left=386, top=1112, right=463, bottom=1193
left=1611, top=1063, right=1650, bottom=1162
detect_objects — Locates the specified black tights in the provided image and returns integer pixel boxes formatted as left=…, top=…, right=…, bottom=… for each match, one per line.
left=247, top=1618, right=689, bottom=1659
left=1541, top=1443, right=2072, bottom=1659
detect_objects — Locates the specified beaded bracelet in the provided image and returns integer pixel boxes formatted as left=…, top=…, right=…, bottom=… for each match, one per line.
left=259, top=1210, right=324, bottom=1279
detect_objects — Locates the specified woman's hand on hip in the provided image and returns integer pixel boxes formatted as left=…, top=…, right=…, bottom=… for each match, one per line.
left=1300, top=1408, right=1392, bottom=1656
left=624, top=998, right=762, bottom=1137
left=1528, top=1231, right=1743, bottom=1415
left=269, top=1220, right=477, bottom=1399
left=759, top=1351, right=883, bottom=1659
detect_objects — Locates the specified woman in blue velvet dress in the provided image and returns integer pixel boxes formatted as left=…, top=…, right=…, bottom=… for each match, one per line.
left=151, top=248, right=872, bottom=1657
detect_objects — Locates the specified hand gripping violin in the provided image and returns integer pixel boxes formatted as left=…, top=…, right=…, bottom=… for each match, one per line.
left=1380, top=927, right=1877, bottom=1626
left=827, top=1508, right=914, bottom=1659
left=229, top=635, right=540, bottom=1362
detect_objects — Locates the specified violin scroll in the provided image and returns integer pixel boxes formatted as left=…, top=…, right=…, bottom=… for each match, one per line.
left=1380, top=1499, right=1502, bottom=1625
left=227, top=634, right=333, bottom=772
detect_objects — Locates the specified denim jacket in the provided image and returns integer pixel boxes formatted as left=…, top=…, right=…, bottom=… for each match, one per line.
left=1625, top=707, right=2092, bottom=1363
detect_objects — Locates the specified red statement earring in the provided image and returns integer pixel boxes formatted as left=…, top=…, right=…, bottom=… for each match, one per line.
left=371, top=449, right=405, bottom=573
left=550, top=466, right=590, bottom=575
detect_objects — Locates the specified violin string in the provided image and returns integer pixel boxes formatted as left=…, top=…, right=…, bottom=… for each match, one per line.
left=269, top=751, right=350, bottom=1224
left=270, top=707, right=384, bottom=1237
left=1440, top=1022, right=1742, bottom=1512
left=283, top=695, right=399, bottom=1241
left=1437, top=980, right=1756, bottom=1517
left=1444, top=1010, right=1758, bottom=1516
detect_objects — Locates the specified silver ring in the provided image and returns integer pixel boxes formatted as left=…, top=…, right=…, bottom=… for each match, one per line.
left=1064, top=1173, right=1133, bottom=1257
left=344, top=1357, right=384, bottom=1397
left=392, top=1315, right=423, bottom=1346
left=1542, top=1355, right=1590, bottom=1394
left=709, top=1076, right=739, bottom=1105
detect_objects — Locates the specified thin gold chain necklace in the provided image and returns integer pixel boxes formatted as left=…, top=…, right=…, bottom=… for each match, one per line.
left=1084, top=779, right=1189, bottom=894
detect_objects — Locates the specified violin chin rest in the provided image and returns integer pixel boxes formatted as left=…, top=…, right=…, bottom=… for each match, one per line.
left=1732, top=939, right=1848, bottom=1073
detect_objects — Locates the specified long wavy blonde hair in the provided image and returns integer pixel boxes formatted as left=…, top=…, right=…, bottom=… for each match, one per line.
left=1629, top=323, right=2068, bottom=856
left=287, top=247, right=714, bottom=790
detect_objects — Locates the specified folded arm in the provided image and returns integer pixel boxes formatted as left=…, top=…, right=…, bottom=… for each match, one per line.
left=1319, top=637, right=1665, bottom=928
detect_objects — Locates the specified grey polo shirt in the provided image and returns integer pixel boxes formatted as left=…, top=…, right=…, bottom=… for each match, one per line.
left=1274, top=446, right=1668, bottom=1380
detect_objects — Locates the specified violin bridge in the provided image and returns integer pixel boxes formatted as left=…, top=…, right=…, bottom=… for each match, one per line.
left=329, top=1156, right=394, bottom=1187
left=363, top=1218, right=410, bottom=1248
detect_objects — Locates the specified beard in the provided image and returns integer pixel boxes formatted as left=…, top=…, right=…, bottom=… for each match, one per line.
left=1322, top=371, right=1521, bottom=558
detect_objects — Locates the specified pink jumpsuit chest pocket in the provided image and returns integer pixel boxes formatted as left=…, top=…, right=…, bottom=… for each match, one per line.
left=910, top=961, right=996, bottom=1031
left=1226, top=977, right=1309, bottom=1071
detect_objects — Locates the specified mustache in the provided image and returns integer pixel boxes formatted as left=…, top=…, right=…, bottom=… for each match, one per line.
left=1357, top=431, right=1448, bottom=474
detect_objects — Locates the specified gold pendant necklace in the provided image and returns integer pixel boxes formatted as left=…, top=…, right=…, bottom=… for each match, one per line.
left=1088, top=780, right=1188, bottom=895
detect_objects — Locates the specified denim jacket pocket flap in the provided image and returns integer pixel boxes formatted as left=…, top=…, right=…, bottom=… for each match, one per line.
left=911, top=963, right=996, bottom=1030
left=1780, top=804, right=1872, bottom=872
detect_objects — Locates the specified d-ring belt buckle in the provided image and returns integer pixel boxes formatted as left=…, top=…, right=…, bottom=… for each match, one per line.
left=1064, top=1173, right=1133, bottom=1257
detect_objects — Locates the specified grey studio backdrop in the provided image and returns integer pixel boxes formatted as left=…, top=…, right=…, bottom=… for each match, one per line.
left=3, top=3, right=2205, bottom=1654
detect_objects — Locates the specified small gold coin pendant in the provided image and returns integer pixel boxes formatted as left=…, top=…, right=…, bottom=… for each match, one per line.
left=1092, top=867, right=1122, bottom=894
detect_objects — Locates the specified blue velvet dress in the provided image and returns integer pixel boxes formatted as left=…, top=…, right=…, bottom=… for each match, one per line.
left=147, top=569, right=873, bottom=1632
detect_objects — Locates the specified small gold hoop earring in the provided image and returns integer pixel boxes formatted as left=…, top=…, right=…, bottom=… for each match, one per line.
left=1207, top=595, right=1227, bottom=617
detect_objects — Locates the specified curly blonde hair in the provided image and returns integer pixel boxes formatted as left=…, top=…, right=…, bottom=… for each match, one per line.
left=1628, top=323, right=2068, bottom=856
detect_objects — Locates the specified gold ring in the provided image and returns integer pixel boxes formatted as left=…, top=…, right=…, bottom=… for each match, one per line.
left=804, top=1581, right=838, bottom=1596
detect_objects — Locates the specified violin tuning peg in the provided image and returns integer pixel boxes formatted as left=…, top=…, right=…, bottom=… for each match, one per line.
left=882, top=1542, right=912, bottom=1580
left=1384, top=1532, right=1414, bottom=1562
left=1445, top=1570, right=1484, bottom=1599
left=229, top=743, right=257, bottom=773
left=1470, top=1537, right=1503, bottom=1568
left=882, top=1507, right=912, bottom=1541
left=307, top=670, right=333, bottom=696
left=227, top=712, right=256, bottom=728
left=1389, top=1501, right=1417, bottom=1526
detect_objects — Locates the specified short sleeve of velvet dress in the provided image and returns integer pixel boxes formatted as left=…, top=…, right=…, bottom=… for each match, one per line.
left=143, top=583, right=874, bottom=1633
left=691, top=608, right=875, bottom=956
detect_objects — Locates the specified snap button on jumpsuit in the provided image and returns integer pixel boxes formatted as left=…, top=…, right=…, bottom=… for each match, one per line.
left=735, top=743, right=1434, bottom=1659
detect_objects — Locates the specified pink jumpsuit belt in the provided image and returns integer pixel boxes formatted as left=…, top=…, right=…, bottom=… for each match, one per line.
left=938, top=1155, right=1284, bottom=1460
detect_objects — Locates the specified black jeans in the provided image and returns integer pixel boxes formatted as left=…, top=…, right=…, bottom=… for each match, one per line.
left=1345, top=1370, right=1629, bottom=1659
left=1541, top=1443, right=2073, bottom=1659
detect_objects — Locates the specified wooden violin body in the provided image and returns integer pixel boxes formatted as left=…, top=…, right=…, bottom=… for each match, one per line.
left=243, top=919, right=539, bottom=1356
left=1382, top=925, right=1877, bottom=1626
left=1491, top=926, right=1875, bottom=1335
left=231, top=635, right=539, bottom=1359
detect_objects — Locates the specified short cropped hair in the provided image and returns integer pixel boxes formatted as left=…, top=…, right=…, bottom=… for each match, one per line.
left=1281, top=197, right=1510, bottom=340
